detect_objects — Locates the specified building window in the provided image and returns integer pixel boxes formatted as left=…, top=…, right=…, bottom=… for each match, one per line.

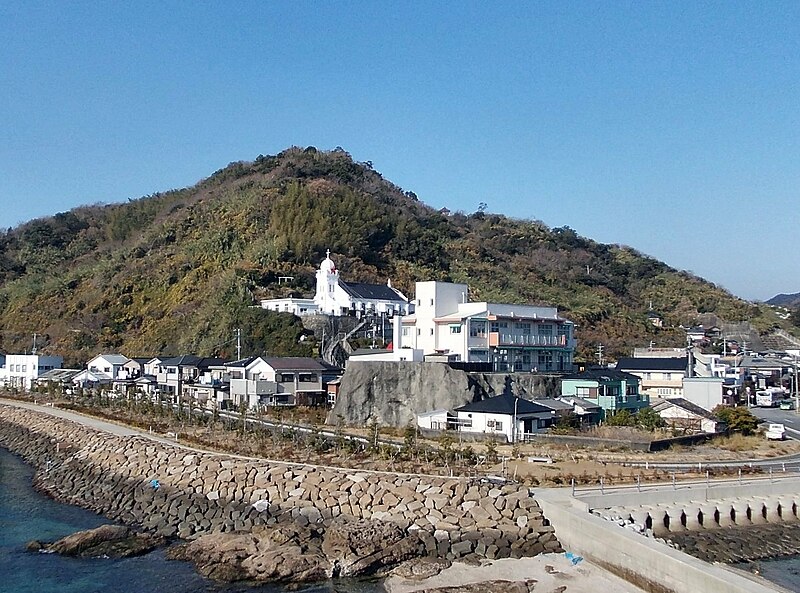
left=450, top=325, right=462, bottom=334
left=417, top=328, right=421, bottom=336
left=487, top=420, right=503, bottom=431
left=470, top=321, right=487, bottom=338
left=626, top=384, right=638, bottom=395
left=21, top=365, right=26, bottom=372
left=515, top=322, right=531, bottom=334
left=402, top=327, right=410, bottom=336
left=279, top=373, right=295, bottom=382
left=557, top=325, right=570, bottom=337
left=644, top=373, right=652, bottom=380
left=430, top=328, right=434, bottom=336
left=490, top=321, right=508, bottom=332
left=576, top=386, right=597, bottom=397
left=539, top=324, right=553, bottom=336
left=299, top=374, right=317, bottom=383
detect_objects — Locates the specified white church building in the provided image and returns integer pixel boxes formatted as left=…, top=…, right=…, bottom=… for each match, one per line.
left=260, top=250, right=412, bottom=318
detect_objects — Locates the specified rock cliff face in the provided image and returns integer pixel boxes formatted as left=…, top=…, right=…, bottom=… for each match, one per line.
left=328, top=362, right=561, bottom=427
left=0, top=404, right=561, bottom=583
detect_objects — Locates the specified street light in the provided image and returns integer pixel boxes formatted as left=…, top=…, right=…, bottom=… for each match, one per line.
left=513, top=396, right=519, bottom=443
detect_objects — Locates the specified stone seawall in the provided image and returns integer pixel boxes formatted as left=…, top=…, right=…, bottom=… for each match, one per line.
left=0, top=405, right=560, bottom=565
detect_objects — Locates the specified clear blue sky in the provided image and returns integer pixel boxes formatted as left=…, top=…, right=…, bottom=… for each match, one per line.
left=2, top=2, right=798, bottom=301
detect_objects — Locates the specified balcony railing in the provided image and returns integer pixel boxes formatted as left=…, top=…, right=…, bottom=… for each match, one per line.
left=489, top=332, right=574, bottom=348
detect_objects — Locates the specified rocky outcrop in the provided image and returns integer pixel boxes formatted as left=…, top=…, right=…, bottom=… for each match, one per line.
left=0, top=405, right=561, bottom=583
left=167, top=524, right=331, bottom=582
left=329, top=361, right=560, bottom=427
left=28, top=524, right=165, bottom=558
left=168, top=517, right=425, bottom=582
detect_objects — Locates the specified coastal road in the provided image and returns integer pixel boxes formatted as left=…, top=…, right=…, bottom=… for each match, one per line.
left=751, top=405, right=800, bottom=439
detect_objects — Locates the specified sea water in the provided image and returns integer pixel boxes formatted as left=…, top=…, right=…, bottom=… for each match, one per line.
left=739, top=556, right=800, bottom=591
left=0, top=448, right=382, bottom=593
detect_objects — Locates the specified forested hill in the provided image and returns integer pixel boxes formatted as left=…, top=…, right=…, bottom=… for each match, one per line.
left=0, top=147, right=785, bottom=366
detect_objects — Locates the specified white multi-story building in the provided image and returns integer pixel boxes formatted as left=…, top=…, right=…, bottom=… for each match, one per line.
left=260, top=250, right=411, bottom=317
left=3, top=354, right=64, bottom=391
left=400, top=281, right=576, bottom=372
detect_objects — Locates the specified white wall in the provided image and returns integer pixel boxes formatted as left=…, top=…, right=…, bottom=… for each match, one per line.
left=681, top=377, right=723, bottom=410
left=457, top=411, right=513, bottom=442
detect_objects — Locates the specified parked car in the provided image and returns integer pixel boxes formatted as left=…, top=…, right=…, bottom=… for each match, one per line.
left=780, top=399, right=795, bottom=410
left=766, top=423, right=786, bottom=440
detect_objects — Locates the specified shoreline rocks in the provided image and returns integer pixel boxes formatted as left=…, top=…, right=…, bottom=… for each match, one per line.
left=0, top=404, right=561, bottom=584
left=665, top=523, right=800, bottom=564
left=27, top=524, right=166, bottom=558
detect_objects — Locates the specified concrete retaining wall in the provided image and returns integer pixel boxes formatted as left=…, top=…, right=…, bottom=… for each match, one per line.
left=537, top=490, right=780, bottom=593
left=0, top=405, right=560, bottom=562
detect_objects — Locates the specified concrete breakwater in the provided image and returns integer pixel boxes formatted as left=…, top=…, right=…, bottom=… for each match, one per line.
left=593, top=494, right=800, bottom=537
left=0, top=404, right=560, bottom=578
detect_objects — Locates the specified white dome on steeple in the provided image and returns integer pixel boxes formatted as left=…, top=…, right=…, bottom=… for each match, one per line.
left=320, top=249, right=337, bottom=274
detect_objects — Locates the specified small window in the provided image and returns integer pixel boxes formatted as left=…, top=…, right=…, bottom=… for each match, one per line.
left=402, top=327, right=410, bottom=336
left=417, top=328, right=421, bottom=336
left=430, top=328, right=434, bottom=335
left=279, top=373, right=295, bottom=382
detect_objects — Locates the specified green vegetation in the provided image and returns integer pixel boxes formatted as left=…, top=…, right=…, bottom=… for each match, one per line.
left=0, top=147, right=788, bottom=365
left=713, top=405, right=760, bottom=436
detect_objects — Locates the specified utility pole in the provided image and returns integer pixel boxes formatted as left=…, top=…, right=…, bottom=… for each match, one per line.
left=597, top=344, right=604, bottom=367
left=794, top=355, right=799, bottom=415
left=32, top=333, right=38, bottom=355
left=235, top=328, right=242, bottom=360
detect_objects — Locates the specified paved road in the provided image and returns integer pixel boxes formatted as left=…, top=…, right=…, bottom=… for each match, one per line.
left=751, top=405, right=800, bottom=438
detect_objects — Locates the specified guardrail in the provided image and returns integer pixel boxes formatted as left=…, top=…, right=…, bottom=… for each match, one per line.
left=570, top=464, right=800, bottom=497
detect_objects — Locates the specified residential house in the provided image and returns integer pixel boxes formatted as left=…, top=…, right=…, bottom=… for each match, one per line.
left=615, top=357, right=689, bottom=398
left=557, top=396, right=603, bottom=425
left=2, top=354, right=63, bottom=391
left=156, top=355, right=226, bottom=399
left=560, top=368, right=648, bottom=418
left=651, top=398, right=722, bottom=434
left=35, top=368, right=81, bottom=392
left=453, top=393, right=555, bottom=443
left=208, top=356, right=328, bottom=410
left=416, top=409, right=452, bottom=431
left=401, top=281, right=576, bottom=372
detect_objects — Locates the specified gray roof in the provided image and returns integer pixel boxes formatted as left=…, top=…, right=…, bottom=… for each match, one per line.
left=652, top=398, right=717, bottom=421
left=455, top=394, right=552, bottom=416
left=340, top=281, right=407, bottom=303
left=616, top=357, right=689, bottom=372
left=264, top=357, right=326, bottom=371
left=534, top=398, right=574, bottom=411
left=94, top=354, right=130, bottom=365
left=38, top=368, right=80, bottom=381
left=559, top=396, right=602, bottom=410
left=563, top=368, right=640, bottom=382
left=160, top=355, right=226, bottom=369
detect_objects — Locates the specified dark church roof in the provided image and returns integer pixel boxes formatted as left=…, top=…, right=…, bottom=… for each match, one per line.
left=454, top=393, right=552, bottom=416
left=340, top=281, right=407, bottom=302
